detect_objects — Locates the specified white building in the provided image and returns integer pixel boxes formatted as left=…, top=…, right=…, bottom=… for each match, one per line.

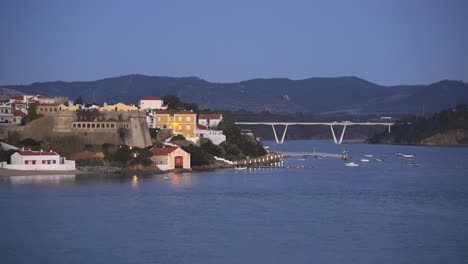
left=195, top=124, right=226, bottom=145
left=198, top=114, right=223, bottom=128
left=0, top=102, right=13, bottom=123
left=1, top=150, right=76, bottom=171
left=139, top=96, right=167, bottom=110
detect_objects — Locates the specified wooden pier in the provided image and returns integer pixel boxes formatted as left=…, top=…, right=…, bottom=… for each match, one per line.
left=234, top=153, right=285, bottom=167
left=281, top=151, right=350, bottom=160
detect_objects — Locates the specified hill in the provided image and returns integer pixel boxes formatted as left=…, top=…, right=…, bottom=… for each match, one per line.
left=368, top=104, right=468, bottom=146
left=2, top=75, right=467, bottom=115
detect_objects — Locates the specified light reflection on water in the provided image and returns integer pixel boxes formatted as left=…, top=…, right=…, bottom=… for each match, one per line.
left=0, top=140, right=468, bottom=264
left=7, top=174, right=76, bottom=185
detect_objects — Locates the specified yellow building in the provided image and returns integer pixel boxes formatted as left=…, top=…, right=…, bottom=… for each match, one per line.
left=100, top=103, right=139, bottom=112
left=154, top=110, right=197, bottom=139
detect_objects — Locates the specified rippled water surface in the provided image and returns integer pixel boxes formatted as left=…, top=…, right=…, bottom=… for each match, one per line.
left=1, top=140, right=468, bottom=264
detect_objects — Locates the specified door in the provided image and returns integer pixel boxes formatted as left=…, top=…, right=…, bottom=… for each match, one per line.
left=174, top=156, right=183, bottom=168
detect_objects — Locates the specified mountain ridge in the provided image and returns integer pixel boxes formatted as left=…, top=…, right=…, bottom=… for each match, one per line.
left=1, top=75, right=467, bottom=115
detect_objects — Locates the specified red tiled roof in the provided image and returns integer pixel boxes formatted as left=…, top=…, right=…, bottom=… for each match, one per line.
left=197, top=124, right=208, bottom=130
left=13, top=95, right=23, bottom=100
left=13, top=110, right=27, bottom=117
left=199, top=114, right=222, bottom=119
left=150, top=147, right=178, bottom=155
left=142, top=96, right=162, bottom=101
left=175, top=110, right=195, bottom=115
left=17, top=150, right=59, bottom=156
left=155, top=110, right=169, bottom=114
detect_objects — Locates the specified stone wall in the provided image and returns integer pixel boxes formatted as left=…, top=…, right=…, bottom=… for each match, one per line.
left=1, top=110, right=152, bottom=147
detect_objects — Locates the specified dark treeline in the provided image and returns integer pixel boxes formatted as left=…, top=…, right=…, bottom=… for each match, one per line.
left=368, top=104, right=468, bottom=144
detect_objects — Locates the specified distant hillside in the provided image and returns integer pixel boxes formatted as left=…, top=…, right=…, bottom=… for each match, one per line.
left=0, top=87, right=24, bottom=100
left=2, top=75, right=467, bottom=115
left=368, top=104, right=468, bottom=146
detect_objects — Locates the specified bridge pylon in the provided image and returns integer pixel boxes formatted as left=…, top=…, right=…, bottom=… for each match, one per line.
left=330, top=124, right=347, bottom=144
left=271, top=124, right=289, bottom=144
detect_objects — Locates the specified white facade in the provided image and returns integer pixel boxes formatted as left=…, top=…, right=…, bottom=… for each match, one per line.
left=196, top=128, right=226, bottom=145
left=0, top=102, right=13, bottom=123
left=198, top=114, right=223, bottom=128
left=139, top=96, right=167, bottom=110
left=2, top=150, right=76, bottom=171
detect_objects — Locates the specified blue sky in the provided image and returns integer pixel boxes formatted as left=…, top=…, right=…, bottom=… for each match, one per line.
left=1, top=0, right=467, bottom=85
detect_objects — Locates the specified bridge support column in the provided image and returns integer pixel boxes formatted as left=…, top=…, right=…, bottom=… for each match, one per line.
left=272, top=125, right=289, bottom=144
left=330, top=125, right=347, bottom=144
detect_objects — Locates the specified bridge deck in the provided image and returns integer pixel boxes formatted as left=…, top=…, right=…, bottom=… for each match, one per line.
left=235, top=122, right=394, bottom=126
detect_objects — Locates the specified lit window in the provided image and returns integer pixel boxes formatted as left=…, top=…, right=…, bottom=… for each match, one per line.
left=178, top=117, right=182, bottom=121
left=186, top=117, right=190, bottom=121
left=186, top=125, right=190, bottom=130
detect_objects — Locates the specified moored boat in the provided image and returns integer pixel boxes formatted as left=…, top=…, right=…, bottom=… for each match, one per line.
left=345, top=162, right=359, bottom=167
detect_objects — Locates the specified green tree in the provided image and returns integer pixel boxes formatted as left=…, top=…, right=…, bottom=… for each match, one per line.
left=25, top=103, right=43, bottom=124
left=74, top=97, right=83, bottom=105
left=162, top=95, right=180, bottom=109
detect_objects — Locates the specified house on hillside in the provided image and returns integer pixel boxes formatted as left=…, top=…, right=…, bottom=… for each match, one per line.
left=153, top=110, right=198, bottom=141
left=150, top=147, right=191, bottom=171
left=1, top=149, right=76, bottom=171
left=195, top=124, right=226, bottom=145
left=100, top=103, right=139, bottom=112
left=198, top=114, right=223, bottom=128
left=139, top=96, right=168, bottom=110
left=0, top=102, right=13, bottom=123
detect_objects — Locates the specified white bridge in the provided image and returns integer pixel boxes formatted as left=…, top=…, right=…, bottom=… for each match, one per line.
left=235, top=121, right=394, bottom=144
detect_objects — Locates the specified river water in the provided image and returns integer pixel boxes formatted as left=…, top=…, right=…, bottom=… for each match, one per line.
left=1, top=140, right=468, bottom=264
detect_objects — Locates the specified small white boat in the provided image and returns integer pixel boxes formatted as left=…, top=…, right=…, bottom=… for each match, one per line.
left=234, top=167, right=247, bottom=170
left=364, top=154, right=373, bottom=158
left=345, top=162, right=359, bottom=167
left=375, top=158, right=383, bottom=162
left=360, top=159, right=370, bottom=162
left=163, top=176, right=171, bottom=180
left=402, top=154, right=416, bottom=159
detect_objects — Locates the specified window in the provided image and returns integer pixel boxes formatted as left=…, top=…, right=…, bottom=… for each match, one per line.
left=111, top=124, right=114, bottom=128
left=92, top=124, right=95, bottom=128
left=157, top=117, right=161, bottom=122
left=186, top=117, right=191, bottom=121
left=25, top=161, right=28, bottom=164
left=186, top=125, right=190, bottom=130
left=178, top=117, right=182, bottom=121
left=42, top=160, right=46, bottom=164
left=106, top=124, right=110, bottom=128
left=178, top=126, right=182, bottom=131
left=87, top=124, right=91, bottom=128
left=73, top=124, right=76, bottom=128
left=97, top=124, right=100, bottom=128
left=53, top=160, right=56, bottom=164
left=32, top=160, right=36, bottom=165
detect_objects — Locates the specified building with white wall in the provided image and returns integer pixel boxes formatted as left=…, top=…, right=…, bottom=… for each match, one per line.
left=139, top=96, right=167, bottom=110
left=1, top=150, right=76, bottom=171
left=0, top=102, right=13, bottom=123
left=195, top=124, right=226, bottom=145
left=198, top=114, right=223, bottom=128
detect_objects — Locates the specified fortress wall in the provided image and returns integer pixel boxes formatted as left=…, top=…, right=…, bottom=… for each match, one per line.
left=3, top=110, right=152, bottom=147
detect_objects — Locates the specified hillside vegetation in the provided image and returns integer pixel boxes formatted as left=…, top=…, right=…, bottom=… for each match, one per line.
left=368, top=104, right=468, bottom=146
